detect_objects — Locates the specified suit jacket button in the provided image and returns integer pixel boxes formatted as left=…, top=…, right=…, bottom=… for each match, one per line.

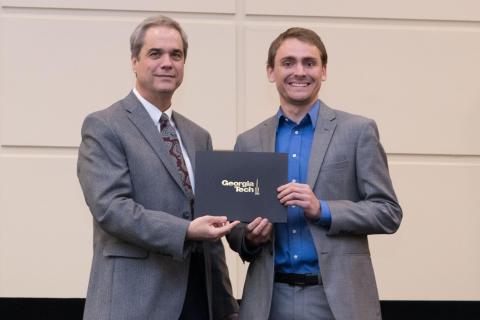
left=182, top=212, right=191, bottom=219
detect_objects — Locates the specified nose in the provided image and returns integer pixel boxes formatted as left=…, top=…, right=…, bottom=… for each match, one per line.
left=293, top=63, right=306, bottom=76
left=160, top=54, right=173, bottom=69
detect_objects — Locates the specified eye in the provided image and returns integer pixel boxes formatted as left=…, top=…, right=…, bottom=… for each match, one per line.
left=282, top=60, right=294, bottom=67
left=171, top=51, right=184, bottom=61
left=304, top=60, right=317, bottom=67
left=149, top=51, right=161, bottom=58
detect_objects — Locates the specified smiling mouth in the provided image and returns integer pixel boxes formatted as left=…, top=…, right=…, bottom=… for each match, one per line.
left=288, top=82, right=310, bottom=87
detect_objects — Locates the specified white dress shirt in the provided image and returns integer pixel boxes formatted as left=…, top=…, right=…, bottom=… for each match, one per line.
left=133, top=88, right=195, bottom=192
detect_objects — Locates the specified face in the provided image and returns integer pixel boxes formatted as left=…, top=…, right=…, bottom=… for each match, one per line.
left=132, top=26, right=185, bottom=107
left=267, top=38, right=327, bottom=109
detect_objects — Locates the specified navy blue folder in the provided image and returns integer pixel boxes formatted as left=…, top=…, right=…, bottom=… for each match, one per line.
left=194, top=151, right=288, bottom=223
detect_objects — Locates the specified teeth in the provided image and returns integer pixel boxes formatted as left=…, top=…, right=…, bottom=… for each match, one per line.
left=289, top=82, right=308, bottom=87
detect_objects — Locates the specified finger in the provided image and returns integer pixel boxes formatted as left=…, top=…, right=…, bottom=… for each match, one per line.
left=276, top=182, right=292, bottom=192
left=279, top=191, right=302, bottom=204
left=246, top=217, right=262, bottom=231
left=207, top=215, right=228, bottom=223
left=260, top=222, right=273, bottom=238
left=280, top=186, right=313, bottom=202
left=213, top=221, right=234, bottom=229
left=277, top=184, right=304, bottom=200
left=229, top=220, right=241, bottom=229
left=284, top=199, right=309, bottom=208
left=291, top=192, right=311, bottom=201
left=225, top=220, right=241, bottom=230
left=212, top=223, right=237, bottom=237
left=277, top=184, right=296, bottom=198
left=251, top=218, right=269, bottom=235
left=277, top=181, right=304, bottom=193
left=292, top=182, right=309, bottom=190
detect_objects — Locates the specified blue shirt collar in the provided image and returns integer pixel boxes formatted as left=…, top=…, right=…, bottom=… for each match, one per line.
left=276, top=100, right=320, bottom=129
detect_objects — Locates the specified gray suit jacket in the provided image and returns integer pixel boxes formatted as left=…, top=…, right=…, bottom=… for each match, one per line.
left=77, top=92, right=238, bottom=320
left=228, top=101, right=402, bottom=320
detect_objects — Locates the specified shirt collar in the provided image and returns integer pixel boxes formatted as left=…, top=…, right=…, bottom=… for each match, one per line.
left=276, top=100, right=320, bottom=129
left=133, top=88, right=174, bottom=127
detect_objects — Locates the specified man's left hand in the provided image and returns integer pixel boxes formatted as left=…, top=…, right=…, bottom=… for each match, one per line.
left=277, top=182, right=321, bottom=220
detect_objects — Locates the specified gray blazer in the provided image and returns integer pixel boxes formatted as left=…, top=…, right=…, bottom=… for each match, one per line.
left=77, top=92, right=238, bottom=320
left=228, top=101, right=402, bottom=320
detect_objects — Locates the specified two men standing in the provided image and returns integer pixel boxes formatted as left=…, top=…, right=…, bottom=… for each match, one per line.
left=78, top=16, right=401, bottom=320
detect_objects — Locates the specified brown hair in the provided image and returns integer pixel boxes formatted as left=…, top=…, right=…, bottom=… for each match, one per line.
left=267, top=27, right=327, bottom=68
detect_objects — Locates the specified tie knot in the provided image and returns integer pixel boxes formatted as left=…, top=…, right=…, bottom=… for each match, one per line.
left=160, top=113, right=170, bottom=129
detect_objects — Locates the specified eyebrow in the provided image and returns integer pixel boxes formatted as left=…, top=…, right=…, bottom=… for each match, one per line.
left=281, top=55, right=318, bottom=60
left=146, top=48, right=183, bottom=55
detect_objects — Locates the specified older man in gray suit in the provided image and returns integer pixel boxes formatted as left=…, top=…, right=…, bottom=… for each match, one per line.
left=77, top=16, right=239, bottom=320
left=227, top=28, right=402, bottom=320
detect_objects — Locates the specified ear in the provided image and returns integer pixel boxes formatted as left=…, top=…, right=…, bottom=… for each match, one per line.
left=321, top=65, right=327, bottom=81
left=131, top=56, right=138, bottom=75
left=266, top=65, right=275, bottom=83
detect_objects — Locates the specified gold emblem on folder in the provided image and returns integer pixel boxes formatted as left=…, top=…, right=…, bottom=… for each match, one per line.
left=254, top=178, right=260, bottom=195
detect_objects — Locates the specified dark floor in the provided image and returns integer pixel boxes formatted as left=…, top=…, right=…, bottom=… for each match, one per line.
left=1, top=298, right=479, bottom=320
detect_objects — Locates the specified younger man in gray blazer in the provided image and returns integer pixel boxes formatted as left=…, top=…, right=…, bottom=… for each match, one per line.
left=78, top=16, right=239, bottom=320
left=228, top=27, right=402, bottom=320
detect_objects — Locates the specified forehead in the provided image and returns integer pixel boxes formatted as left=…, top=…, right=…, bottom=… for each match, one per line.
left=276, top=38, right=321, bottom=60
left=142, top=26, right=183, bottom=51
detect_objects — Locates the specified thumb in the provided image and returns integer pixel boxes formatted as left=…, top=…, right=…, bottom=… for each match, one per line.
left=229, top=220, right=241, bottom=228
left=205, top=215, right=228, bottom=224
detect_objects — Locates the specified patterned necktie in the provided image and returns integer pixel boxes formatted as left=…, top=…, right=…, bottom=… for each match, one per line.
left=159, top=113, right=193, bottom=195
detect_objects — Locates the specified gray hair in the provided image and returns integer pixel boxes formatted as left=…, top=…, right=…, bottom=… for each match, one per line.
left=130, top=15, right=188, bottom=60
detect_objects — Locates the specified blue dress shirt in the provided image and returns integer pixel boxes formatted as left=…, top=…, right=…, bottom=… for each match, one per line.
left=274, top=100, right=331, bottom=274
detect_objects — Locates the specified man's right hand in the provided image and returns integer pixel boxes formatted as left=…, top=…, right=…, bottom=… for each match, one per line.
left=245, top=217, right=273, bottom=248
left=187, top=215, right=240, bottom=241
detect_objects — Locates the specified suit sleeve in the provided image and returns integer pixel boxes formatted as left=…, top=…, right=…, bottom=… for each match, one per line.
left=77, top=113, right=191, bottom=259
left=209, top=240, right=239, bottom=319
left=327, top=119, right=402, bottom=235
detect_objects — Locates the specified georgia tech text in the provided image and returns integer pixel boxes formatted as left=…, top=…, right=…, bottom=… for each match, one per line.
left=221, top=179, right=260, bottom=195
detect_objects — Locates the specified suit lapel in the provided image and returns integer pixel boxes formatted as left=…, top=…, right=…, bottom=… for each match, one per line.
left=122, top=92, right=193, bottom=200
left=259, top=116, right=278, bottom=152
left=307, top=100, right=337, bottom=188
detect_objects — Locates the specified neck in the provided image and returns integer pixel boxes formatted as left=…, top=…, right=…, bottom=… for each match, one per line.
left=135, top=86, right=172, bottom=112
left=280, top=99, right=317, bottom=123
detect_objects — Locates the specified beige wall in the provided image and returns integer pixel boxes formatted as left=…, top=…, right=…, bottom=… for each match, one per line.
left=1, top=1, right=479, bottom=300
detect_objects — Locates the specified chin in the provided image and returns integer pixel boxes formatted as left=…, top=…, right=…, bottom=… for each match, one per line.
left=155, top=87, right=176, bottom=93
left=288, top=97, right=316, bottom=106
left=289, top=94, right=312, bottom=101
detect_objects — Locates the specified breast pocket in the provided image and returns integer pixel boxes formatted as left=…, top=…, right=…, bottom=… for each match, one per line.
left=321, top=159, right=349, bottom=171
